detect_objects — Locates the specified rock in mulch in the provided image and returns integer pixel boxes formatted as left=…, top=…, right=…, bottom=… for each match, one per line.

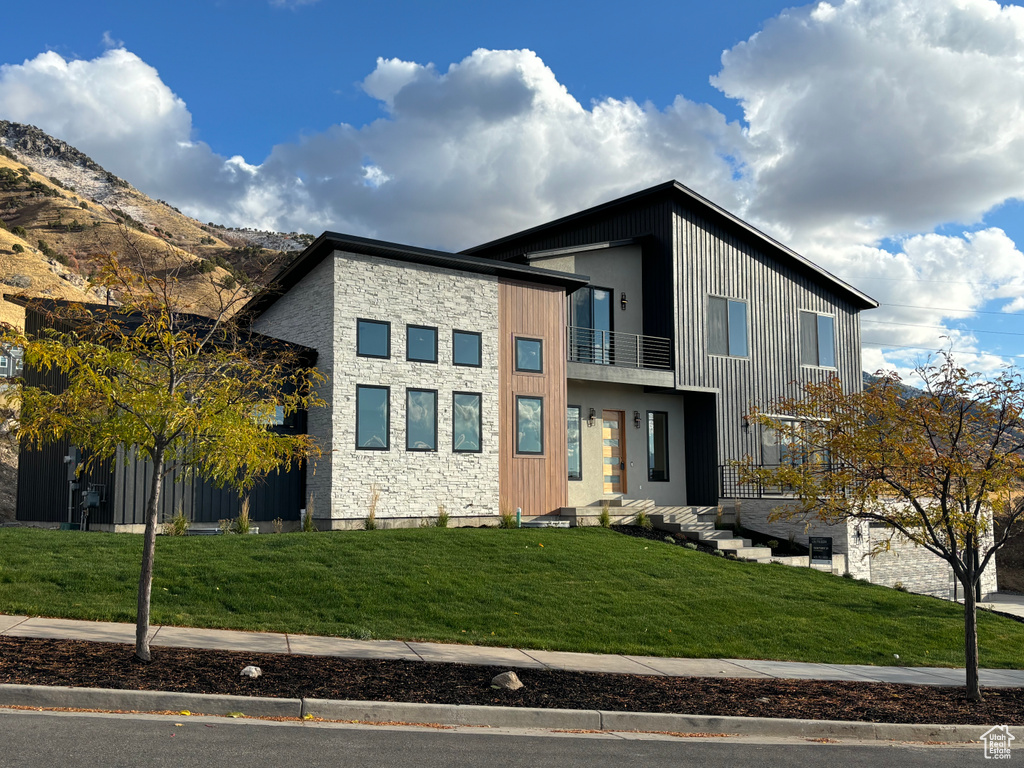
left=240, top=665, right=263, bottom=678
left=491, top=671, right=524, bottom=691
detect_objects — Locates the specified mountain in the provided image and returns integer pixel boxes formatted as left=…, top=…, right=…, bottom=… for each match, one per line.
left=0, top=121, right=316, bottom=521
left=0, top=120, right=312, bottom=327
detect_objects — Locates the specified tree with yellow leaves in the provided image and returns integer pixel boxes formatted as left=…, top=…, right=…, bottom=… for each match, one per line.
left=741, top=354, right=1024, bottom=702
left=4, top=245, right=323, bottom=662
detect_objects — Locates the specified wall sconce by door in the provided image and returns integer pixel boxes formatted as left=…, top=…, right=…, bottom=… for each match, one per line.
left=620, top=292, right=628, bottom=311
left=633, top=410, right=642, bottom=429
left=588, top=408, right=596, bottom=426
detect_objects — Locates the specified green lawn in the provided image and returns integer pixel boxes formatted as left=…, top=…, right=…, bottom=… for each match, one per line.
left=1, top=526, right=1021, bottom=668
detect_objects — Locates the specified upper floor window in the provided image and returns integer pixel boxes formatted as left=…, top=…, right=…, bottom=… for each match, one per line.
left=514, top=337, right=543, bottom=373
left=708, top=297, right=748, bottom=358
left=356, top=319, right=390, bottom=359
left=407, top=325, right=438, bottom=363
left=453, top=330, right=482, bottom=367
left=570, top=286, right=613, bottom=364
left=800, top=311, right=836, bottom=368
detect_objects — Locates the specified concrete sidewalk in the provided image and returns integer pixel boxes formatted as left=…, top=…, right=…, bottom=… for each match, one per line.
left=4, top=613, right=1024, bottom=688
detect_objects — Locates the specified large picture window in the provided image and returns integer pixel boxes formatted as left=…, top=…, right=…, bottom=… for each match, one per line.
left=570, top=286, right=613, bottom=364
left=647, top=411, right=669, bottom=482
left=453, top=330, right=482, bottom=367
left=514, top=337, right=543, bottom=372
left=799, top=311, right=836, bottom=368
left=406, top=389, right=438, bottom=451
left=453, top=392, right=482, bottom=452
left=356, top=319, right=390, bottom=359
left=567, top=405, right=582, bottom=480
left=407, top=325, right=438, bottom=363
left=708, top=297, right=748, bottom=357
left=356, top=385, right=389, bottom=450
left=516, top=396, right=544, bottom=454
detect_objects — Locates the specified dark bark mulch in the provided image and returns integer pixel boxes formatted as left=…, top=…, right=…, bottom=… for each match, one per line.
left=1, top=635, right=1020, bottom=725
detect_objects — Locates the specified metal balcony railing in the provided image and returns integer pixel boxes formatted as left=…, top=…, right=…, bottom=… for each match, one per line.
left=566, top=326, right=672, bottom=370
left=719, top=462, right=837, bottom=499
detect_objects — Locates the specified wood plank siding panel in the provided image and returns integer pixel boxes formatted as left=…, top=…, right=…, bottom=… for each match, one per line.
left=499, top=279, right=569, bottom=516
left=673, top=202, right=863, bottom=466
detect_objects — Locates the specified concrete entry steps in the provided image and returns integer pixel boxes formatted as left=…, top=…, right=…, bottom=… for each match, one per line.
left=649, top=507, right=773, bottom=561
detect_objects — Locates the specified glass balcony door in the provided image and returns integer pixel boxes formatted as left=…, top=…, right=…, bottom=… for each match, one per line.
left=571, top=287, right=613, bottom=364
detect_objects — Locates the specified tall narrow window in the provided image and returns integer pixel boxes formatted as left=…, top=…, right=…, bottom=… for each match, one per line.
left=570, top=287, right=613, bottom=364
left=406, top=389, right=438, bottom=451
left=514, top=337, right=543, bottom=373
left=708, top=297, right=748, bottom=357
left=356, top=385, right=389, bottom=450
left=407, top=325, right=438, bottom=363
left=799, top=311, right=836, bottom=367
left=453, top=330, right=482, bottom=367
left=516, top=396, right=544, bottom=454
left=453, top=392, right=482, bottom=452
left=356, top=319, right=390, bottom=359
left=647, top=411, right=669, bottom=481
left=567, top=405, right=582, bottom=480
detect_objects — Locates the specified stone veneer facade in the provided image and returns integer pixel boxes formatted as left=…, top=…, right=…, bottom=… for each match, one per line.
left=253, top=250, right=500, bottom=526
left=730, top=498, right=998, bottom=598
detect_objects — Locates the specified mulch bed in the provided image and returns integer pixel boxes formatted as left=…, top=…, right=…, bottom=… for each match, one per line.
left=1, top=635, right=1021, bottom=725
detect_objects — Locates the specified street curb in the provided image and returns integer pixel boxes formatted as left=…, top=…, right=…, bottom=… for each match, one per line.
left=0, top=684, right=993, bottom=743
left=0, top=684, right=301, bottom=718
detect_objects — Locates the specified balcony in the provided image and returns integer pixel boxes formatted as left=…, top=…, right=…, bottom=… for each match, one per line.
left=566, top=326, right=674, bottom=387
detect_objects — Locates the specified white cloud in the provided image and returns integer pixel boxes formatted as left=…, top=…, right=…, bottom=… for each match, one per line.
left=101, top=31, right=123, bottom=50
left=3, top=1, right=1024, bottom=367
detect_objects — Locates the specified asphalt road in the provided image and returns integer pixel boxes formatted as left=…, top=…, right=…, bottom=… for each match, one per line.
left=0, top=710, right=987, bottom=768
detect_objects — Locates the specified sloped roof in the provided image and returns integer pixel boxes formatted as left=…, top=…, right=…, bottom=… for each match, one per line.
left=463, top=180, right=878, bottom=311
left=243, top=231, right=590, bottom=320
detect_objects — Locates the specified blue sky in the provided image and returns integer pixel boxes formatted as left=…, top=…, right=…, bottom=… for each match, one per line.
left=2, top=0, right=1024, bottom=374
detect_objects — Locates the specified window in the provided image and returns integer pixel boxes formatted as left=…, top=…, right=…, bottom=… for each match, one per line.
left=708, top=297, right=748, bottom=357
left=570, top=287, right=612, bottom=364
left=406, top=389, right=438, bottom=451
left=406, top=325, right=438, bottom=363
left=356, top=319, right=390, bottom=359
left=514, top=337, right=543, bottom=373
left=647, top=411, right=669, bottom=481
left=567, top=405, right=582, bottom=480
left=516, top=396, right=544, bottom=454
left=761, top=419, right=829, bottom=468
left=453, top=392, right=482, bottom=452
left=356, top=386, right=389, bottom=450
left=0, top=356, right=7, bottom=376
left=800, top=311, right=836, bottom=368
left=453, top=330, right=482, bottom=367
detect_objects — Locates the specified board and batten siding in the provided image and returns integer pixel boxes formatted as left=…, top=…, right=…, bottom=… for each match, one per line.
left=499, top=279, right=569, bottom=516
left=672, top=204, right=864, bottom=467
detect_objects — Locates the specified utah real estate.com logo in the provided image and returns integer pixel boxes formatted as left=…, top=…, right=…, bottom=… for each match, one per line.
left=981, top=726, right=1015, bottom=759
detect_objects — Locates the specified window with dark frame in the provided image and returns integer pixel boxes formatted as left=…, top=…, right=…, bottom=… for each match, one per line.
left=406, top=325, right=438, bottom=363
left=453, top=392, right=482, bottom=452
left=356, top=385, right=389, bottom=450
left=647, top=411, right=669, bottom=482
left=514, top=337, right=543, bottom=372
left=567, top=405, right=582, bottom=480
left=708, top=296, right=748, bottom=357
left=356, top=319, right=390, bottom=359
left=516, top=396, right=544, bottom=454
left=453, top=330, right=482, bottom=367
left=799, top=311, right=836, bottom=368
left=406, top=388, right=438, bottom=451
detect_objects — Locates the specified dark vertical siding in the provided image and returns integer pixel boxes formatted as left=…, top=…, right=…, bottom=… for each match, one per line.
left=683, top=391, right=718, bottom=505
left=673, top=203, right=863, bottom=468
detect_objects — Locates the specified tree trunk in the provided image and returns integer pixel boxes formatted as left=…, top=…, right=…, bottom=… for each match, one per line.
left=135, top=449, right=165, bottom=662
left=963, top=572, right=982, bottom=702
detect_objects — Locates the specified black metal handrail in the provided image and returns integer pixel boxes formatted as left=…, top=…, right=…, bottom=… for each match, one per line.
left=567, top=326, right=672, bottom=370
left=719, top=462, right=835, bottom=499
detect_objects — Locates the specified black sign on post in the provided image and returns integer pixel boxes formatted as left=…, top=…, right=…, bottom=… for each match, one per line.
left=809, top=536, right=833, bottom=566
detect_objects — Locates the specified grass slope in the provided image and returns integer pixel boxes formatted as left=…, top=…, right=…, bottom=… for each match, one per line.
left=1, top=526, right=1021, bottom=668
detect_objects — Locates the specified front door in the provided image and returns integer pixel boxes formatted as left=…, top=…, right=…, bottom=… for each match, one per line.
left=602, top=410, right=627, bottom=494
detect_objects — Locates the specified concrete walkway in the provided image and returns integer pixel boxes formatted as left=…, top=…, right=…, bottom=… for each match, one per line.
left=4, top=613, right=1024, bottom=689
left=979, top=591, right=1024, bottom=620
